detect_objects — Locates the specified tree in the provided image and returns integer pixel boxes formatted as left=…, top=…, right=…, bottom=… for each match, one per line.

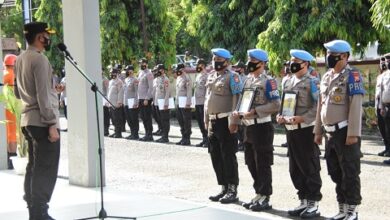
left=370, top=0, right=390, bottom=54
left=257, top=0, right=381, bottom=73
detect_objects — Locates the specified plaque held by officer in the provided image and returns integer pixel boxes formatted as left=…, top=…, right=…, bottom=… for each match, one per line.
left=236, top=88, right=256, bottom=115
left=280, top=90, right=298, bottom=121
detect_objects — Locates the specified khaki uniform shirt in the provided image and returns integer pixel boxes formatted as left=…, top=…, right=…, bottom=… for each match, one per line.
left=314, top=65, right=364, bottom=137
left=137, top=69, right=154, bottom=100
left=194, top=72, right=208, bottom=105
left=108, top=78, right=124, bottom=106
left=124, top=76, right=139, bottom=106
left=243, top=72, right=280, bottom=120
left=60, top=77, right=66, bottom=104
left=176, top=73, right=193, bottom=106
left=283, top=72, right=318, bottom=124
left=204, top=69, right=241, bottom=125
left=155, top=75, right=170, bottom=107
left=15, top=46, right=59, bottom=128
left=380, top=69, right=390, bottom=108
left=375, top=73, right=382, bottom=109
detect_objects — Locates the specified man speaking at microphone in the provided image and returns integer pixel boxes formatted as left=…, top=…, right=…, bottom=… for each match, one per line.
left=14, top=22, right=60, bottom=220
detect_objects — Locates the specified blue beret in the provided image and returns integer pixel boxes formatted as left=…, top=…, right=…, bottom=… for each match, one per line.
left=211, top=48, right=232, bottom=59
left=290, top=49, right=314, bottom=62
left=324, top=40, right=351, bottom=53
left=247, top=49, right=268, bottom=62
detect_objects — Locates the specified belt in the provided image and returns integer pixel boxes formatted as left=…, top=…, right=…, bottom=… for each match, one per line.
left=285, top=122, right=314, bottom=131
left=209, top=112, right=231, bottom=120
left=242, top=116, right=271, bottom=126
left=323, top=120, right=348, bottom=133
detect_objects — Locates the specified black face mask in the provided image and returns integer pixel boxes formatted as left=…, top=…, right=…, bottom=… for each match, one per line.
left=326, top=54, right=342, bottom=68
left=177, top=71, right=183, bottom=76
left=157, top=71, right=163, bottom=76
left=213, top=61, right=226, bottom=71
left=290, top=62, right=304, bottom=73
left=284, top=66, right=291, bottom=74
left=246, top=61, right=261, bottom=73
left=42, top=36, right=51, bottom=51
left=141, top=65, right=147, bottom=70
left=380, top=62, right=388, bottom=71
left=110, top=74, right=117, bottom=79
left=196, top=65, right=203, bottom=73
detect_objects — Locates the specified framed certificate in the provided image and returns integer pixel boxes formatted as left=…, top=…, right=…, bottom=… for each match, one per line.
left=280, top=91, right=298, bottom=117
left=236, top=88, right=256, bottom=114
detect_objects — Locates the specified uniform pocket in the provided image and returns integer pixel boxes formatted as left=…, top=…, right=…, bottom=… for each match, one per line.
left=329, top=87, right=347, bottom=105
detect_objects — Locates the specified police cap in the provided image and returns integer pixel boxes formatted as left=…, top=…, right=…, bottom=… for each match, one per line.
left=290, top=49, right=315, bottom=62
left=211, top=48, right=232, bottom=60
left=247, top=49, right=268, bottom=62
left=176, top=63, right=185, bottom=71
left=23, top=22, right=56, bottom=36
left=324, top=40, right=351, bottom=53
left=124, top=65, right=134, bottom=71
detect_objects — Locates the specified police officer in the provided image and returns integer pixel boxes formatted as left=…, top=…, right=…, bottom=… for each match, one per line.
left=137, top=58, right=154, bottom=141
left=108, top=68, right=124, bottom=138
left=314, top=40, right=364, bottom=220
left=15, top=21, right=60, bottom=220
left=277, top=49, right=322, bottom=218
left=206, top=48, right=242, bottom=204
left=123, top=65, right=140, bottom=140
left=152, top=65, right=163, bottom=135
left=379, top=53, right=390, bottom=164
left=232, top=60, right=247, bottom=151
left=175, top=63, right=193, bottom=146
left=154, top=64, right=171, bottom=143
left=194, top=58, right=209, bottom=147
left=102, top=69, right=110, bottom=136
left=232, top=49, right=280, bottom=211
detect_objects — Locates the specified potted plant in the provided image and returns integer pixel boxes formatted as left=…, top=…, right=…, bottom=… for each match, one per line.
left=0, top=85, right=28, bottom=175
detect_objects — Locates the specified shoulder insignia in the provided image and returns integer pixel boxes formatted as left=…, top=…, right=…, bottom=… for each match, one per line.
left=229, top=72, right=243, bottom=95
left=347, top=70, right=365, bottom=96
left=265, top=79, right=280, bottom=100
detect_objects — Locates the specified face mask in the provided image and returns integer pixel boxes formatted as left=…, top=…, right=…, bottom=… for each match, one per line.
left=380, top=62, right=388, bottom=71
left=110, top=74, right=117, bottom=79
left=290, top=62, right=304, bottom=73
left=246, top=61, right=261, bottom=73
left=196, top=65, right=203, bottom=73
left=141, top=65, right=147, bottom=70
left=326, top=54, right=341, bottom=68
left=42, top=36, right=51, bottom=51
left=157, top=71, right=163, bottom=76
left=213, top=60, right=226, bottom=71
left=284, top=66, right=291, bottom=74
left=177, top=71, right=183, bottom=76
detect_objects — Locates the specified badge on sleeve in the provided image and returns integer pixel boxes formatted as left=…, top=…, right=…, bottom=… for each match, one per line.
left=310, top=78, right=319, bottom=102
left=265, top=79, right=280, bottom=100
left=347, top=71, right=365, bottom=96
left=230, top=72, right=243, bottom=95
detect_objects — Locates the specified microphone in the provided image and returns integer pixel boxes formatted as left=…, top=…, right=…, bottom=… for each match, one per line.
left=57, top=43, right=75, bottom=61
left=0, top=83, right=14, bottom=86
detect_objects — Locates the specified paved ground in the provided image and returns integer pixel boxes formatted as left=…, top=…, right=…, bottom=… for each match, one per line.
left=4, top=117, right=390, bottom=219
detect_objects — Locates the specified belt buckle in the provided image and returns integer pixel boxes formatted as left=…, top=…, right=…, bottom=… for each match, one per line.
left=209, top=115, right=216, bottom=120
left=325, top=125, right=336, bottom=132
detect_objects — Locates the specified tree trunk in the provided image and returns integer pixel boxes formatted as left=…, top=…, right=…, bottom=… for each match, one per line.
left=140, top=0, right=148, bottom=54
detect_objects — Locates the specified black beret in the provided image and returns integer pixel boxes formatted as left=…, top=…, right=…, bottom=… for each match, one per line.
left=196, top=58, right=207, bottom=65
left=176, top=63, right=185, bottom=71
left=124, top=65, right=134, bottom=71
left=23, top=22, right=55, bottom=35
left=157, top=64, right=165, bottom=70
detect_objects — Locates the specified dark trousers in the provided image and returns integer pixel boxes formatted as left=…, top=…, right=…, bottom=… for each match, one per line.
left=287, top=126, right=322, bottom=201
left=125, top=106, right=139, bottom=136
left=208, top=117, right=239, bottom=186
left=139, top=99, right=153, bottom=136
left=63, top=105, right=67, bottom=119
left=121, top=106, right=126, bottom=131
left=325, top=126, right=362, bottom=205
left=177, top=107, right=192, bottom=139
left=152, top=105, right=162, bottom=131
left=244, top=122, right=274, bottom=196
left=380, top=108, right=390, bottom=150
left=195, top=105, right=207, bottom=138
left=22, top=126, right=60, bottom=207
left=159, top=110, right=170, bottom=139
left=103, top=106, right=110, bottom=134
left=109, top=107, right=123, bottom=136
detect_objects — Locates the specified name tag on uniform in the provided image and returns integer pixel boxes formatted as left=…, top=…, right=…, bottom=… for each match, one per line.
left=158, top=97, right=175, bottom=110
left=127, top=98, right=135, bottom=109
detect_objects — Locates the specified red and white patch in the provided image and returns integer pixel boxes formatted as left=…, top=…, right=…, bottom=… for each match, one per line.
left=234, top=75, right=240, bottom=83
left=353, top=72, right=360, bottom=82
left=270, top=79, right=277, bottom=90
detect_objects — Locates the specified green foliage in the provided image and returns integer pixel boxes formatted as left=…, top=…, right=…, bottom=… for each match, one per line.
left=370, top=0, right=390, bottom=54
left=0, top=0, right=24, bottom=44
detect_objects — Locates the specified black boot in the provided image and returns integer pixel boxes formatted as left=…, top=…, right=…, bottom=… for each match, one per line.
left=180, top=138, right=191, bottom=146
left=288, top=199, right=307, bottom=216
left=139, top=134, right=153, bottom=142
left=153, top=129, right=162, bottom=135
left=242, top=194, right=262, bottom=209
left=300, top=200, right=320, bottom=218
left=209, top=185, right=227, bottom=202
left=219, top=184, right=238, bottom=204
left=195, top=140, right=205, bottom=147
left=155, top=137, right=169, bottom=143
left=330, top=203, right=347, bottom=220
left=176, top=139, right=184, bottom=145
left=250, top=196, right=272, bottom=211
left=343, top=204, right=358, bottom=220
left=32, top=204, right=55, bottom=220
left=7, top=152, right=16, bottom=170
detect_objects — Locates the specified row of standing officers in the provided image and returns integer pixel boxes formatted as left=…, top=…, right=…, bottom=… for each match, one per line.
left=101, top=39, right=362, bottom=220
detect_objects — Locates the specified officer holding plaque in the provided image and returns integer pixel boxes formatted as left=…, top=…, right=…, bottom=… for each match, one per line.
left=277, top=49, right=322, bottom=218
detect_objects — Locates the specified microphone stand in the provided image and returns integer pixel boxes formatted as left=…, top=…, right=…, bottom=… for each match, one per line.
left=59, top=51, right=136, bottom=220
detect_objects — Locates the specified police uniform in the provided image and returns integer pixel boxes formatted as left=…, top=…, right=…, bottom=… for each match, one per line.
left=14, top=22, right=59, bottom=219
left=152, top=75, right=163, bottom=135
left=108, top=69, right=125, bottom=138
left=379, top=55, right=390, bottom=164
left=123, top=65, right=140, bottom=140
left=59, top=77, right=67, bottom=119
left=376, top=63, right=390, bottom=157
left=282, top=50, right=322, bottom=218
left=240, top=49, right=280, bottom=211
left=175, top=64, right=193, bottom=146
left=137, top=60, right=154, bottom=141
left=206, top=48, right=241, bottom=204
left=154, top=64, right=171, bottom=143
left=232, top=60, right=247, bottom=150
left=314, top=40, right=363, bottom=220
left=102, top=75, right=110, bottom=136
left=194, top=59, right=209, bottom=147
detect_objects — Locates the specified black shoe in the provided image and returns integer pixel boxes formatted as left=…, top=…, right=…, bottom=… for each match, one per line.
left=300, top=200, right=320, bottom=218
left=153, top=129, right=162, bottom=135
left=384, top=159, right=390, bottom=165
left=219, top=184, right=238, bottom=204
left=108, top=134, right=115, bottom=138
left=330, top=203, right=346, bottom=220
left=176, top=139, right=184, bottom=145
left=343, top=205, right=358, bottom=220
left=139, top=135, right=153, bottom=142
left=281, top=142, right=288, bottom=148
left=126, top=135, right=139, bottom=140
left=112, top=134, right=122, bottom=138
left=195, top=140, right=205, bottom=147
left=288, top=199, right=307, bottom=216
left=209, top=186, right=227, bottom=202
left=104, top=131, right=109, bottom=136
left=156, top=137, right=169, bottom=143
left=250, top=196, right=272, bottom=211
left=32, top=205, right=55, bottom=220
left=384, top=151, right=390, bottom=157
left=181, top=139, right=191, bottom=146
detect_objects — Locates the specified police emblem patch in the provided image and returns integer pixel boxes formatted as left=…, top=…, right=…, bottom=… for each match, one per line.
left=335, top=87, right=342, bottom=93
left=334, top=95, right=342, bottom=102
left=353, top=72, right=360, bottom=82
